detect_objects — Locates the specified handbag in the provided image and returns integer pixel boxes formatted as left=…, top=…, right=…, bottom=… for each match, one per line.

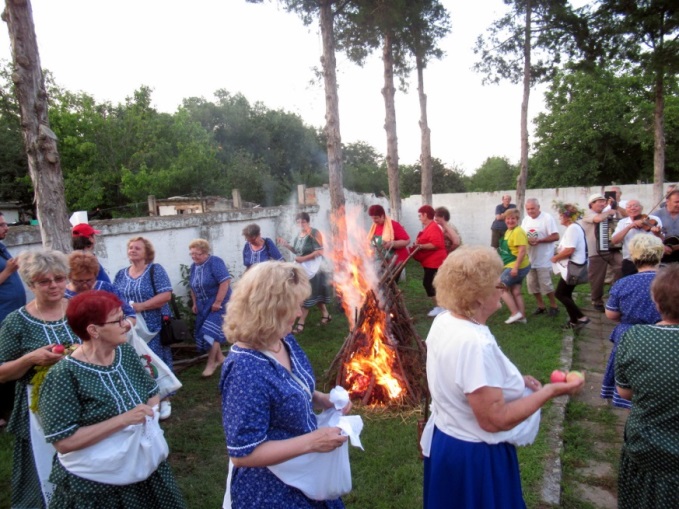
left=149, top=264, right=191, bottom=346
left=565, top=223, right=589, bottom=286
left=566, top=260, right=589, bottom=286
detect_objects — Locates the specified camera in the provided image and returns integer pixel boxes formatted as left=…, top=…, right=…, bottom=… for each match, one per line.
left=604, top=191, right=617, bottom=210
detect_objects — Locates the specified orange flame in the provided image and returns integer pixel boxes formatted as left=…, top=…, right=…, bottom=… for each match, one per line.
left=329, top=205, right=404, bottom=403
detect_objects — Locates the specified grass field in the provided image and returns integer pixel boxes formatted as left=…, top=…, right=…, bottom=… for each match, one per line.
left=0, top=260, right=567, bottom=509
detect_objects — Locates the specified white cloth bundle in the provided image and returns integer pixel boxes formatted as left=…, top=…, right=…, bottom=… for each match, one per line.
left=58, top=406, right=169, bottom=485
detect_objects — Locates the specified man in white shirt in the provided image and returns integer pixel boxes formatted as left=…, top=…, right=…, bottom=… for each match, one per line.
left=521, top=199, right=560, bottom=316
left=610, top=200, right=662, bottom=276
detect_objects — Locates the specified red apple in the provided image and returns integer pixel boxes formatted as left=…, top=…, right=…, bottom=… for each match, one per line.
left=52, top=344, right=65, bottom=355
left=566, top=370, right=585, bottom=383
left=550, top=370, right=567, bottom=383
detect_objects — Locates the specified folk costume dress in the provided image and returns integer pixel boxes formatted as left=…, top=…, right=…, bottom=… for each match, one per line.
left=292, top=228, right=332, bottom=308
left=600, top=271, right=660, bottom=409
left=37, top=342, right=186, bottom=509
left=220, top=334, right=344, bottom=509
left=65, top=281, right=136, bottom=319
left=242, top=238, right=283, bottom=269
left=114, top=263, right=173, bottom=369
left=615, top=324, right=679, bottom=508
left=189, top=255, right=232, bottom=353
left=0, top=307, right=81, bottom=509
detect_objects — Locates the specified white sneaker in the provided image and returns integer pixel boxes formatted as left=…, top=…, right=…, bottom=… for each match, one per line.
left=159, top=401, right=172, bottom=421
left=505, top=312, right=524, bottom=324
left=427, top=307, right=444, bottom=317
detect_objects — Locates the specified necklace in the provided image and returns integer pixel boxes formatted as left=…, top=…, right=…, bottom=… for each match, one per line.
left=467, top=315, right=482, bottom=326
left=451, top=312, right=482, bottom=326
left=267, top=339, right=283, bottom=354
left=81, top=345, right=94, bottom=364
left=34, top=300, right=66, bottom=323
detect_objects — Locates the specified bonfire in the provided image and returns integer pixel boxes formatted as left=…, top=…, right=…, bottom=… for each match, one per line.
left=326, top=206, right=427, bottom=407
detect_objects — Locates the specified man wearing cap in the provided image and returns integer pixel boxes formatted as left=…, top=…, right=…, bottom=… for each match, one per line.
left=0, top=212, right=26, bottom=428
left=72, top=223, right=110, bottom=283
left=581, top=193, right=623, bottom=312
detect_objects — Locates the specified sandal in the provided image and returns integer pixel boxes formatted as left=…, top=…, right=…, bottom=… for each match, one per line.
left=320, top=315, right=332, bottom=325
left=293, top=323, right=305, bottom=334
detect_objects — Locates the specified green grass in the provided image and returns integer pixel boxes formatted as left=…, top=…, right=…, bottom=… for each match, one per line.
left=0, top=431, right=13, bottom=509
left=0, top=261, right=566, bottom=508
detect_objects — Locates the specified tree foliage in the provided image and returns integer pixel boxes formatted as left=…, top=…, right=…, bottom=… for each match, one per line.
left=591, top=0, right=679, bottom=200
left=400, top=158, right=466, bottom=197
left=0, top=61, right=334, bottom=215
left=530, top=65, right=679, bottom=187
left=473, top=0, right=589, bottom=86
left=467, top=156, right=519, bottom=192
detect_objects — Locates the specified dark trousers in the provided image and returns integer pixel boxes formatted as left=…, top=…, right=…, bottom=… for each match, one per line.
left=555, top=278, right=585, bottom=324
left=621, top=259, right=638, bottom=277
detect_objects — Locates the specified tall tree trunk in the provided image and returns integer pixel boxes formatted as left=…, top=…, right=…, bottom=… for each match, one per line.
left=382, top=31, right=401, bottom=221
left=319, top=1, right=345, bottom=238
left=3, top=0, right=71, bottom=251
left=417, top=53, right=432, bottom=206
left=516, top=0, right=531, bottom=217
left=652, top=69, right=665, bottom=204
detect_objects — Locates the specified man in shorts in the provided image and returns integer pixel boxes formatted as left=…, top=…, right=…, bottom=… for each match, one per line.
left=521, top=199, right=560, bottom=316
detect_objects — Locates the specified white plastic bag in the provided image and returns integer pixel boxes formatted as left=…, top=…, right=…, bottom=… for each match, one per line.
left=127, top=325, right=182, bottom=399
left=58, top=407, right=169, bottom=485
left=131, top=307, right=157, bottom=343
left=27, top=386, right=57, bottom=506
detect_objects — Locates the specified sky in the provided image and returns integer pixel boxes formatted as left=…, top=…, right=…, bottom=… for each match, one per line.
left=0, top=0, right=551, bottom=175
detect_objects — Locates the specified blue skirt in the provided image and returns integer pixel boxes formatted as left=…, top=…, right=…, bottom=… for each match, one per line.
left=423, top=427, right=526, bottom=509
left=600, top=341, right=633, bottom=410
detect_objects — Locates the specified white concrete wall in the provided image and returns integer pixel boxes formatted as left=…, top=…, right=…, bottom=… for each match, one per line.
left=4, top=183, right=665, bottom=301
left=5, top=188, right=388, bottom=300
left=400, top=184, right=661, bottom=245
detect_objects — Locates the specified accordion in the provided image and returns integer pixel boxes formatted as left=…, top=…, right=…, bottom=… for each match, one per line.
left=596, top=218, right=622, bottom=252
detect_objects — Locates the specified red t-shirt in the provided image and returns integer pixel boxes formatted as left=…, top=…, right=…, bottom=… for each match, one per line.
left=414, top=221, right=447, bottom=268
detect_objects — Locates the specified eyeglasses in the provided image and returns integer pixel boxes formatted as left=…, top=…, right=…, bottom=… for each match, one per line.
left=72, top=277, right=95, bottom=286
left=98, top=315, right=127, bottom=328
left=495, top=282, right=508, bottom=292
left=33, top=275, right=68, bottom=287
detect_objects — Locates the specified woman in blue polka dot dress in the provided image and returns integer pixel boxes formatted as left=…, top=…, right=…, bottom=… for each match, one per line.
left=615, top=263, right=679, bottom=508
left=600, top=235, right=663, bottom=409
left=220, top=262, right=351, bottom=508
left=188, top=239, right=232, bottom=378
left=113, top=237, right=174, bottom=419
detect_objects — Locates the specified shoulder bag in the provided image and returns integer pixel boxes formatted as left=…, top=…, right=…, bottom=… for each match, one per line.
left=149, top=264, right=191, bottom=345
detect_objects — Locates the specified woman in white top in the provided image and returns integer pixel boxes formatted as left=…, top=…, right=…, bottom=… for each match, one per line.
left=420, top=245, right=582, bottom=509
left=550, top=203, right=590, bottom=330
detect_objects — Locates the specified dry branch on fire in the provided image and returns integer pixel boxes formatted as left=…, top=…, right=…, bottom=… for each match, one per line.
left=328, top=249, right=427, bottom=407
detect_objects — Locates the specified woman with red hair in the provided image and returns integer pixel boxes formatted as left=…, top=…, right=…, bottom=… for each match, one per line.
left=412, top=205, right=447, bottom=317
left=37, top=290, right=186, bottom=508
left=367, top=204, right=410, bottom=271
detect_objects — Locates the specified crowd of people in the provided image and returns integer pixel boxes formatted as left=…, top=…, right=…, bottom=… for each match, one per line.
left=0, top=183, right=677, bottom=508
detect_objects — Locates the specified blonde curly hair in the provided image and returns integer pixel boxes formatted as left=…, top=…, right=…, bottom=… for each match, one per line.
left=434, top=245, right=503, bottom=317
left=223, top=262, right=310, bottom=349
